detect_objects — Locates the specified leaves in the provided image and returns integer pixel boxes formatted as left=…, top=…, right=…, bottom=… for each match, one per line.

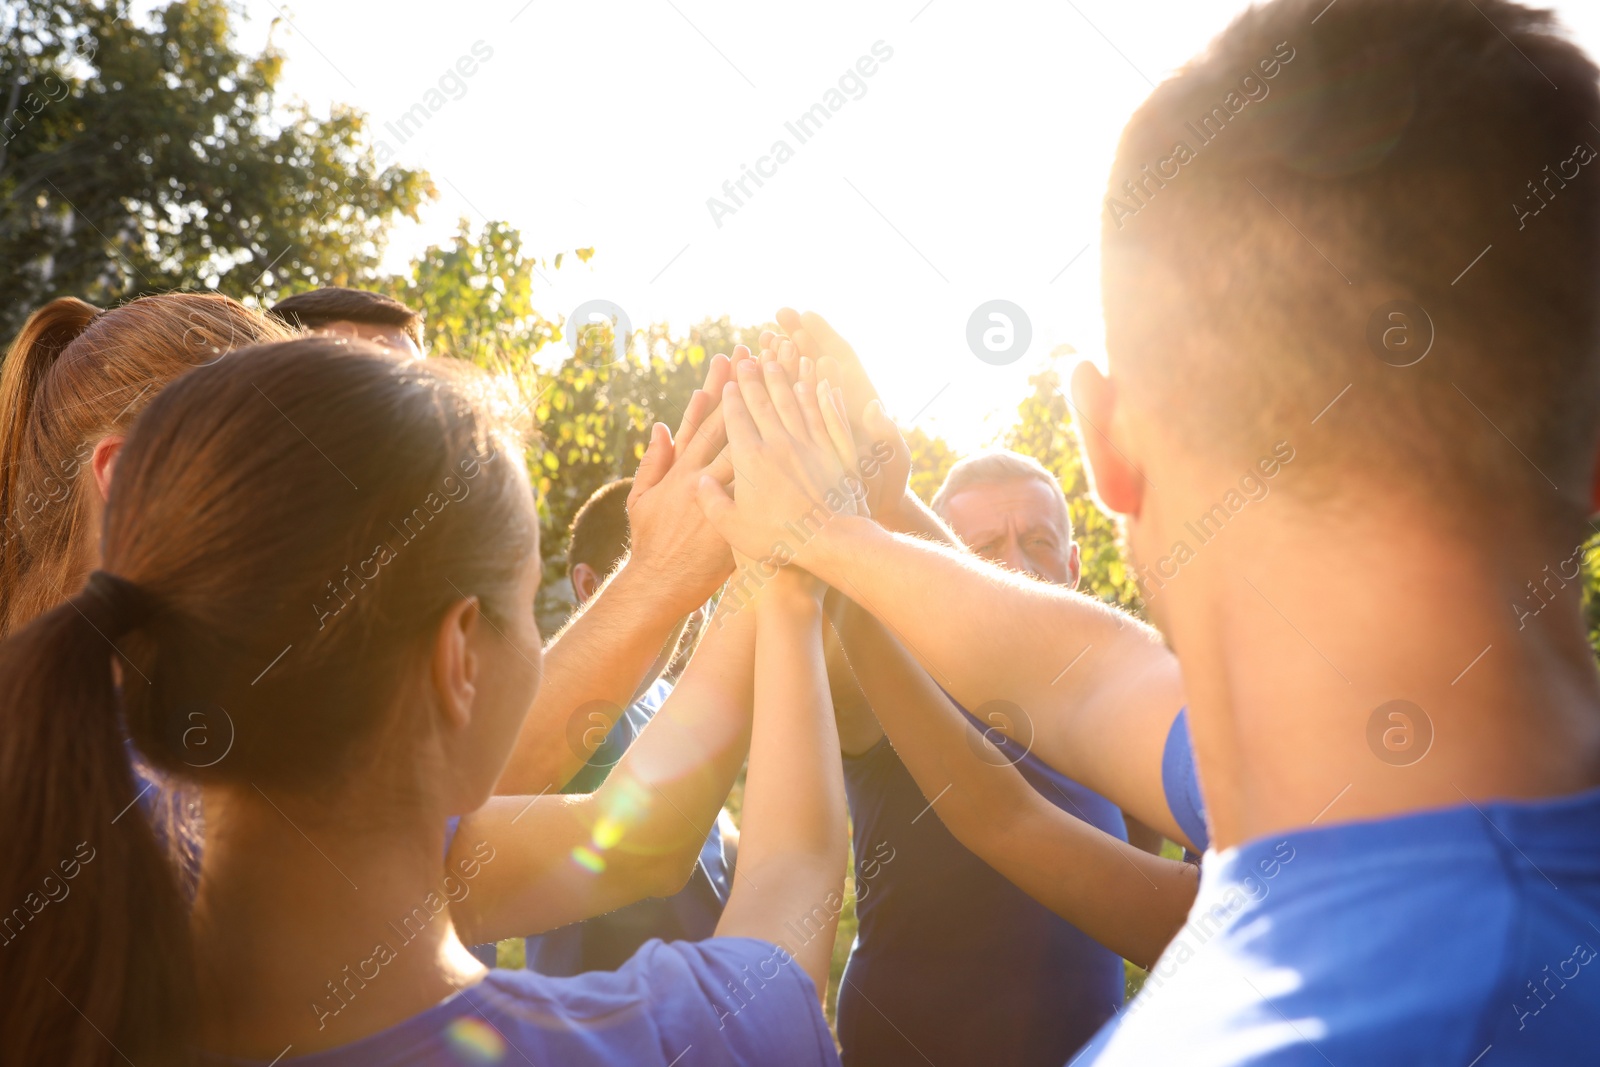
left=0, top=0, right=432, bottom=338
left=1003, top=360, right=1144, bottom=615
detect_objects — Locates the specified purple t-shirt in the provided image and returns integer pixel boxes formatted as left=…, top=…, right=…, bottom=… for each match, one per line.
left=837, top=699, right=1127, bottom=1066
left=207, top=938, right=839, bottom=1067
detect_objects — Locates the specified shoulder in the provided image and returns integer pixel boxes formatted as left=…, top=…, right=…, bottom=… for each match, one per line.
left=1091, top=799, right=1600, bottom=1065
left=486, top=940, right=839, bottom=1066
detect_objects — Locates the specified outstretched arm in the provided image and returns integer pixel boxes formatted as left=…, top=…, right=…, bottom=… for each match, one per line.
left=713, top=569, right=847, bottom=996
left=737, top=312, right=1192, bottom=844
left=453, top=598, right=756, bottom=945
left=710, top=365, right=856, bottom=997
left=495, top=353, right=742, bottom=796
left=831, top=598, right=1196, bottom=967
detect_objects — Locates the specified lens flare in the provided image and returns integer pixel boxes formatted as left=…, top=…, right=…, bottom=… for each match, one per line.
left=444, top=1017, right=506, bottom=1063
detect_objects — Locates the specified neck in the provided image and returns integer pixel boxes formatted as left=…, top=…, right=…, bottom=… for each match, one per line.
left=191, top=783, right=483, bottom=1057
left=1161, top=506, right=1600, bottom=850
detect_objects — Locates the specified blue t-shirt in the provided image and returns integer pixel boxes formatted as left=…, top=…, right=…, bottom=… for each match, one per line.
left=837, top=700, right=1127, bottom=1066
left=1076, top=783, right=1600, bottom=1065
left=1162, top=708, right=1210, bottom=852
left=526, top=678, right=733, bottom=975
left=207, top=938, right=839, bottom=1067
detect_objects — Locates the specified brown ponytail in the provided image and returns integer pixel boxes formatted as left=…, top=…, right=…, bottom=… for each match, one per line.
left=0, top=294, right=295, bottom=637
left=0, top=337, right=534, bottom=1063
left=0, top=580, right=197, bottom=1066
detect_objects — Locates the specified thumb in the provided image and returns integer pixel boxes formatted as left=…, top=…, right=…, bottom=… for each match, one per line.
left=695, top=473, right=739, bottom=539
left=631, top=422, right=674, bottom=497
left=863, top=398, right=906, bottom=456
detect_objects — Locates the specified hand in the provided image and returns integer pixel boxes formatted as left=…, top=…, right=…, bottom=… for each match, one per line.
left=696, top=357, right=860, bottom=576
left=623, top=347, right=753, bottom=615
left=765, top=311, right=912, bottom=522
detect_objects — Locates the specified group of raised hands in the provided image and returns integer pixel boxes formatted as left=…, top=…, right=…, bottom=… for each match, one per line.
left=463, top=307, right=1194, bottom=1005
left=625, top=308, right=912, bottom=617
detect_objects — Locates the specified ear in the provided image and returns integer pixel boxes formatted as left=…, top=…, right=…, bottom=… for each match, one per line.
left=91, top=435, right=124, bottom=502
left=431, top=596, right=482, bottom=732
left=570, top=562, right=601, bottom=605
left=1070, top=362, right=1143, bottom=518
left=1066, top=541, right=1082, bottom=591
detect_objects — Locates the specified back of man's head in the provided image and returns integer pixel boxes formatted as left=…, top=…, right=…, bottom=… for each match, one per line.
left=568, top=479, right=633, bottom=604
left=1103, top=0, right=1600, bottom=536
left=268, top=287, right=424, bottom=353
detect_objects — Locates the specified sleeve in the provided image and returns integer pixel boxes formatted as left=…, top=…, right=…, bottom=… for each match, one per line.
left=1162, top=708, right=1210, bottom=853
left=635, top=938, right=841, bottom=1066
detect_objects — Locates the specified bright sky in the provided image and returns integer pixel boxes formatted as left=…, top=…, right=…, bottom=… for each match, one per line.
left=230, top=0, right=1600, bottom=450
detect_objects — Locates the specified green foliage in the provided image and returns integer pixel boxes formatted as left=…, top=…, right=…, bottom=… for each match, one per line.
left=905, top=424, right=957, bottom=506
left=1004, top=361, right=1143, bottom=613
left=0, top=0, right=432, bottom=338
left=385, top=220, right=766, bottom=624
left=383, top=219, right=554, bottom=365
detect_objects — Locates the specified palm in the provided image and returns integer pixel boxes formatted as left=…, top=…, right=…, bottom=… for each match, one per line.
left=774, top=309, right=910, bottom=518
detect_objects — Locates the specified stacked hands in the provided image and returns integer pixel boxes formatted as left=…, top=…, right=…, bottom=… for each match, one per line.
left=622, top=308, right=914, bottom=611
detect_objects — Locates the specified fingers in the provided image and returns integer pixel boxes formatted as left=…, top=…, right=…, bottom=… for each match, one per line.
left=735, top=359, right=788, bottom=442
left=674, top=388, right=715, bottom=461
left=775, top=337, right=801, bottom=381
left=794, top=371, right=830, bottom=447
left=819, top=382, right=857, bottom=474
left=705, top=449, right=735, bottom=485
left=798, top=354, right=816, bottom=391
left=679, top=350, right=739, bottom=465
left=720, top=379, right=762, bottom=454
left=798, top=311, right=856, bottom=367
left=865, top=395, right=905, bottom=444
left=762, top=358, right=812, bottom=443
left=695, top=473, right=738, bottom=538
left=683, top=401, right=728, bottom=469
left=631, top=422, right=675, bottom=498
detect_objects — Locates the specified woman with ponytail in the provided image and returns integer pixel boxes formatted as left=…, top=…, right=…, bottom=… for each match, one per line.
left=0, top=337, right=848, bottom=1066
left=0, top=294, right=295, bottom=637
left=0, top=292, right=805, bottom=979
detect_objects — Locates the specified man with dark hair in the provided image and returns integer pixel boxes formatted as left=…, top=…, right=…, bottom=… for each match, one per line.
left=700, top=1, right=1600, bottom=1061
left=523, top=477, right=735, bottom=976
left=268, top=286, right=424, bottom=356
left=566, top=477, right=633, bottom=604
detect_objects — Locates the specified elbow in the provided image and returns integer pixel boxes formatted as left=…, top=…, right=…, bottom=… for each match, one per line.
left=641, top=840, right=700, bottom=899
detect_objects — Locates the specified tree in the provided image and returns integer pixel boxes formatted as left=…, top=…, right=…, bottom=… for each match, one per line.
left=0, top=0, right=432, bottom=338
left=1004, top=359, right=1143, bottom=612
left=905, top=424, right=957, bottom=505
left=384, top=220, right=764, bottom=625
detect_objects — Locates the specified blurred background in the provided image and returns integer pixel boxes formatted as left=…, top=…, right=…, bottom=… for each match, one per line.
left=9, top=0, right=1600, bottom=1012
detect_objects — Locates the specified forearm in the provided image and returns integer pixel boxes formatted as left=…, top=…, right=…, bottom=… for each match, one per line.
left=715, top=589, right=848, bottom=995
left=588, top=603, right=755, bottom=879
left=834, top=600, right=1047, bottom=848
left=836, top=604, right=1195, bottom=965
left=994, top=801, right=1197, bottom=968
left=496, top=561, right=683, bottom=796
left=875, top=487, right=957, bottom=544
left=810, top=517, right=1183, bottom=814
left=457, top=607, right=756, bottom=943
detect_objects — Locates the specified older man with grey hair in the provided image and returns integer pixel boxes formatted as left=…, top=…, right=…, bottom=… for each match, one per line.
left=823, top=447, right=1167, bottom=1067
left=931, top=449, right=1082, bottom=586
